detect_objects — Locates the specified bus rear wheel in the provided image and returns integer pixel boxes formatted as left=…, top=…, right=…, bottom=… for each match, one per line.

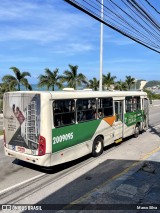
left=92, top=136, right=103, bottom=157
left=134, top=125, right=140, bottom=138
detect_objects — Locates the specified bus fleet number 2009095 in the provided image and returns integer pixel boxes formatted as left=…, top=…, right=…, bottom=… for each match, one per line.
left=53, top=132, right=74, bottom=145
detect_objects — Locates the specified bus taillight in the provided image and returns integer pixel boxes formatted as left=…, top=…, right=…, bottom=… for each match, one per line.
left=38, top=136, right=46, bottom=156
left=4, top=130, right=6, bottom=147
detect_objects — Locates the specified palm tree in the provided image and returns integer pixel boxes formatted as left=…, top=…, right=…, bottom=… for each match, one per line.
left=125, top=76, right=135, bottom=90
left=38, top=68, right=62, bottom=91
left=103, top=72, right=116, bottom=90
left=60, top=64, right=88, bottom=89
left=2, top=67, right=32, bottom=91
left=114, top=80, right=127, bottom=91
left=0, top=81, right=17, bottom=93
left=88, top=77, right=99, bottom=91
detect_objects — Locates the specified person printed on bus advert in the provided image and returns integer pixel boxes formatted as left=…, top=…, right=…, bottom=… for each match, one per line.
left=12, top=104, right=25, bottom=125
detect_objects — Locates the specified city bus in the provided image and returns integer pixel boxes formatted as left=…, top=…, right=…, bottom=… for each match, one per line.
left=3, top=90, right=149, bottom=167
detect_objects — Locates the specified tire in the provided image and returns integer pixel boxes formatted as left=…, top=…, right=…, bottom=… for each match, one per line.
left=134, top=125, right=140, bottom=138
left=92, top=136, right=103, bottom=157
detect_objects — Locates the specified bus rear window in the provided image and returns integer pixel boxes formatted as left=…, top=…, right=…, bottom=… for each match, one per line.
left=53, top=99, right=75, bottom=127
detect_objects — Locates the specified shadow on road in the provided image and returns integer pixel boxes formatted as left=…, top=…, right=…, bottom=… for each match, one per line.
left=12, top=134, right=141, bottom=175
left=148, top=124, right=160, bottom=137
left=12, top=153, right=92, bottom=174
left=12, top=143, right=116, bottom=174
left=12, top=136, right=135, bottom=174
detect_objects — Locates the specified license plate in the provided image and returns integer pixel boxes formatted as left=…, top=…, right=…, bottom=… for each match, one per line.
left=17, top=146, right=25, bottom=153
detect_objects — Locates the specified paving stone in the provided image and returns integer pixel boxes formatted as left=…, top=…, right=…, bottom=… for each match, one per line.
left=115, top=184, right=138, bottom=198
left=144, top=186, right=160, bottom=203
left=138, top=183, right=151, bottom=194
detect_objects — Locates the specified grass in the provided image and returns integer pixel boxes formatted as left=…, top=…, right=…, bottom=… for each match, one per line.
left=0, top=129, right=3, bottom=135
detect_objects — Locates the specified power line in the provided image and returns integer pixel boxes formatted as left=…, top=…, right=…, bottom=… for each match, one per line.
left=64, top=0, right=160, bottom=53
left=145, top=0, right=160, bottom=15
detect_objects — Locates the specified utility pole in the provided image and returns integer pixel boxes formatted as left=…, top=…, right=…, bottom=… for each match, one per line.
left=99, top=0, right=103, bottom=91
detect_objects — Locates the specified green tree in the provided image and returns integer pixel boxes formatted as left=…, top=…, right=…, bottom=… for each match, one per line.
left=0, top=82, right=17, bottom=95
left=38, top=68, right=62, bottom=91
left=2, top=67, right=32, bottom=91
left=114, top=80, right=127, bottom=91
left=125, top=76, right=135, bottom=90
left=103, top=72, right=116, bottom=90
left=0, top=81, right=18, bottom=113
left=60, top=64, right=88, bottom=89
left=88, top=77, right=99, bottom=91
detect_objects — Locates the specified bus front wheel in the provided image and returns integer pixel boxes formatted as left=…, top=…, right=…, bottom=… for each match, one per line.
left=92, top=136, right=103, bottom=157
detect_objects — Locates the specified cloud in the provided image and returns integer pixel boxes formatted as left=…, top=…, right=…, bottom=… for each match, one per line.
left=0, top=0, right=94, bottom=42
left=0, top=0, right=98, bottom=58
left=104, top=34, right=135, bottom=45
left=106, top=58, right=144, bottom=64
left=53, top=42, right=94, bottom=55
left=0, top=55, right=48, bottom=63
left=0, top=0, right=38, bottom=20
left=110, top=38, right=135, bottom=45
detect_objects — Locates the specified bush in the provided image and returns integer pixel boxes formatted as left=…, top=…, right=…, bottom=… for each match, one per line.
left=144, top=89, right=160, bottom=100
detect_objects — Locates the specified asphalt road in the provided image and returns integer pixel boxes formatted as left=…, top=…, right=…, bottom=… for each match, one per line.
left=0, top=101, right=160, bottom=210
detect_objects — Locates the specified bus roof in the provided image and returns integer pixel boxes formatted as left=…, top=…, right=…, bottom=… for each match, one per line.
left=5, top=90, right=148, bottom=99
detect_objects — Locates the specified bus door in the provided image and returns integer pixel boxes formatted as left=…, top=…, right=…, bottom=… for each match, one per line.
left=143, top=98, right=149, bottom=129
left=114, top=100, right=124, bottom=141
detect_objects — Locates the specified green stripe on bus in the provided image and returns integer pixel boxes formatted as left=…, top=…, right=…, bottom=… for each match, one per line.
left=52, top=119, right=101, bottom=153
left=124, top=110, right=144, bottom=127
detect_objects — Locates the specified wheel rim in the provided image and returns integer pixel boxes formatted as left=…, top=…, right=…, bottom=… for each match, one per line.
left=95, top=141, right=102, bottom=153
left=135, top=126, right=139, bottom=135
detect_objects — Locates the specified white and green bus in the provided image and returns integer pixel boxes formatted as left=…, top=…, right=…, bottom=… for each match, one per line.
left=3, top=90, right=149, bottom=167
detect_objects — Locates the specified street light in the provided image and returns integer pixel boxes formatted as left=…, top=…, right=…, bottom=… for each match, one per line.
left=99, top=0, right=103, bottom=91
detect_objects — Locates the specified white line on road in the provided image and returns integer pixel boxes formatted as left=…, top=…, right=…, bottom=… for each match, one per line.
left=0, top=173, right=45, bottom=196
left=153, top=104, right=160, bottom=107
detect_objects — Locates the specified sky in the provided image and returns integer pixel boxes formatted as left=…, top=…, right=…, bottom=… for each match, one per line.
left=0, top=0, right=160, bottom=84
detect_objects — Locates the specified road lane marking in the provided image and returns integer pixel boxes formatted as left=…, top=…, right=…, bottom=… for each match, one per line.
left=0, top=173, right=45, bottom=196
left=153, top=105, right=160, bottom=107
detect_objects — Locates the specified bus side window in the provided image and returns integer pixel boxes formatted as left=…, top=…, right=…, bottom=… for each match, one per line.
left=133, top=97, right=140, bottom=111
left=133, top=96, right=140, bottom=110
left=86, top=108, right=95, bottom=120
left=78, top=111, right=83, bottom=121
left=77, top=98, right=96, bottom=122
left=125, top=96, right=132, bottom=112
left=53, top=99, right=75, bottom=127
left=125, top=96, right=140, bottom=112
left=98, top=98, right=113, bottom=118
left=54, top=114, right=62, bottom=127
left=54, top=108, right=62, bottom=127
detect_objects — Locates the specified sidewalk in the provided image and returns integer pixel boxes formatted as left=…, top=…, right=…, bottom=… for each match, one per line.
left=65, top=149, right=160, bottom=212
